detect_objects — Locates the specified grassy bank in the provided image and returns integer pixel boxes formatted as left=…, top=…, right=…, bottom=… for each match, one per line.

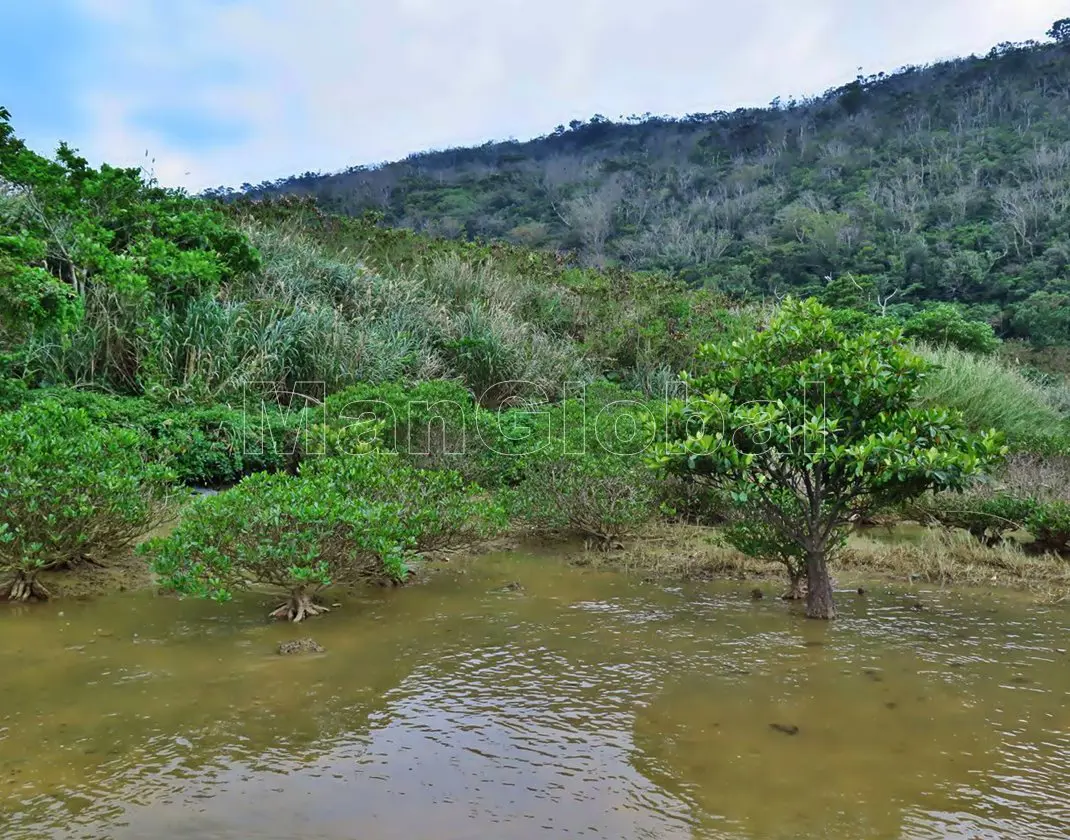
left=572, top=523, right=1070, bottom=604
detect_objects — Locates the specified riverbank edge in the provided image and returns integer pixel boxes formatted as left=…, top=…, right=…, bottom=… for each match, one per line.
left=25, top=520, right=1070, bottom=606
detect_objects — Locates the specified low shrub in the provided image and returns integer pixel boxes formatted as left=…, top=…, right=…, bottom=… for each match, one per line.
left=910, top=453, right=1070, bottom=554
left=141, top=452, right=505, bottom=621
left=0, top=375, right=25, bottom=409
left=720, top=518, right=811, bottom=599
left=1027, top=501, right=1070, bottom=554
left=509, top=454, right=658, bottom=549
left=21, top=387, right=304, bottom=485
left=323, top=380, right=472, bottom=461
left=505, top=387, right=662, bottom=547
left=299, top=452, right=507, bottom=555
left=909, top=491, right=1039, bottom=546
left=904, top=305, right=1001, bottom=355
left=655, top=476, right=730, bottom=526
left=0, top=401, right=174, bottom=601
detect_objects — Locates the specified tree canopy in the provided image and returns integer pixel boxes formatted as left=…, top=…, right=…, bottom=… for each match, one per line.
left=0, top=106, right=259, bottom=340
left=653, top=298, right=1005, bottom=618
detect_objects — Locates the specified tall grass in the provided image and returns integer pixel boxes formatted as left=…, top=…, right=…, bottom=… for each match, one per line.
left=915, top=344, right=1066, bottom=443
left=19, top=222, right=591, bottom=404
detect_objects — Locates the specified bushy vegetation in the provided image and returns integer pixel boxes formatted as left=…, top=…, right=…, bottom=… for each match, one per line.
left=654, top=299, right=1004, bottom=618
left=141, top=452, right=506, bottom=621
left=1, top=385, right=308, bottom=486
left=914, top=345, right=1070, bottom=451
left=504, top=391, right=660, bottom=548
left=910, top=452, right=1070, bottom=553
left=720, top=518, right=811, bottom=600
left=1, top=107, right=259, bottom=385
left=0, top=401, right=173, bottom=601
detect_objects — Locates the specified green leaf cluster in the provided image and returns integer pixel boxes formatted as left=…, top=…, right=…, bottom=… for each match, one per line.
left=0, top=401, right=174, bottom=587
left=0, top=107, right=259, bottom=336
left=655, top=298, right=1005, bottom=555
left=141, top=452, right=506, bottom=603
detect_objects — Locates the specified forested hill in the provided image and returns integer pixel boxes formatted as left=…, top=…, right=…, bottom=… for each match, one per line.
left=223, top=27, right=1070, bottom=346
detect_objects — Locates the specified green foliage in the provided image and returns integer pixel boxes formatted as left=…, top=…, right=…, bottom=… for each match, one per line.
left=0, top=109, right=258, bottom=330
left=510, top=454, right=657, bottom=548
left=903, top=305, right=1000, bottom=355
left=324, top=380, right=472, bottom=454
left=0, top=226, right=79, bottom=335
left=720, top=515, right=823, bottom=597
left=301, top=452, right=507, bottom=553
left=0, top=376, right=25, bottom=409
left=141, top=452, right=505, bottom=614
left=910, top=491, right=1039, bottom=545
left=0, top=401, right=173, bottom=599
left=17, top=387, right=305, bottom=486
left=654, top=298, right=1004, bottom=617
left=1026, top=500, right=1070, bottom=552
left=505, top=386, right=660, bottom=546
left=1, top=109, right=261, bottom=393
left=1009, top=292, right=1070, bottom=348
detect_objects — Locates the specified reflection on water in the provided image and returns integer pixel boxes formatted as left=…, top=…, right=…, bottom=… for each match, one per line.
left=1, top=551, right=1068, bottom=839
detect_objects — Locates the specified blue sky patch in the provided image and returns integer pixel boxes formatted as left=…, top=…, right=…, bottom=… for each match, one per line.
left=130, top=106, right=252, bottom=150
left=0, top=0, right=94, bottom=150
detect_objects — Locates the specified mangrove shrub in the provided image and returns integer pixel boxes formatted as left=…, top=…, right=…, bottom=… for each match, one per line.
left=142, top=452, right=506, bottom=621
left=655, top=298, right=1004, bottom=619
left=0, top=401, right=173, bottom=601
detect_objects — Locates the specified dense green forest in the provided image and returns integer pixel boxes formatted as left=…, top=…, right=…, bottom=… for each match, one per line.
left=221, top=26, right=1070, bottom=348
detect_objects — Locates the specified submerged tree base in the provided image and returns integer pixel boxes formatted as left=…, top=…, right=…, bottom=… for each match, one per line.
left=269, top=591, right=331, bottom=623
left=2, top=573, right=51, bottom=603
left=781, top=575, right=806, bottom=601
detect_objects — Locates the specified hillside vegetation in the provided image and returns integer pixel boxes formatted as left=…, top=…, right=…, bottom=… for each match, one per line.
left=2, top=24, right=1070, bottom=614
left=230, top=26, right=1070, bottom=348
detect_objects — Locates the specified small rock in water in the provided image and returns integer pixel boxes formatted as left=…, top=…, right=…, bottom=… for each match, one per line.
left=277, top=638, right=324, bottom=655
left=769, top=723, right=800, bottom=736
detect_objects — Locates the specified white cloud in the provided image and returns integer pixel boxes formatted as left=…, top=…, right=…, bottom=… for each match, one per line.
left=71, top=0, right=1067, bottom=191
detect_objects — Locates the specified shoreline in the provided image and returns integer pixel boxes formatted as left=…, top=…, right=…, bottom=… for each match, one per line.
left=20, top=520, right=1070, bottom=607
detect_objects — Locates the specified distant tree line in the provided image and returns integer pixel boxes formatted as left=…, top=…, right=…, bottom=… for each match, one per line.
left=217, top=25, right=1070, bottom=347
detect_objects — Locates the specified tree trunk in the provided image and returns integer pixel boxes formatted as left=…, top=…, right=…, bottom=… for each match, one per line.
left=781, top=565, right=806, bottom=600
left=805, top=549, right=836, bottom=620
left=269, top=587, right=330, bottom=623
left=2, top=571, right=50, bottom=602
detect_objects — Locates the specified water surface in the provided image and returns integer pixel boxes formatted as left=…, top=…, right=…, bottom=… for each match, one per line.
left=1, top=551, right=1068, bottom=839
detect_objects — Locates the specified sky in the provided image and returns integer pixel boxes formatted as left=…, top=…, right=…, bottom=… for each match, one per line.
left=0, top=0, right=1066, bottom=192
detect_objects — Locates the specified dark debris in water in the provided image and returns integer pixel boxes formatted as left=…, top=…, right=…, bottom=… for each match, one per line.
left=769, top=723, right=800, bottom=736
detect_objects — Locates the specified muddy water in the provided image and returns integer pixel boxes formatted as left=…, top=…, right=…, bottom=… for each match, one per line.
left=1, top=551, right=1069, bottom=840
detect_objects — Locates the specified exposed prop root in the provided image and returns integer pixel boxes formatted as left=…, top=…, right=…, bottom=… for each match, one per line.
left=781, top=575, right=806, bottom=601
left=269, top=592, right=330, bottom=623
left=3, top=574, right=51, bottom=603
